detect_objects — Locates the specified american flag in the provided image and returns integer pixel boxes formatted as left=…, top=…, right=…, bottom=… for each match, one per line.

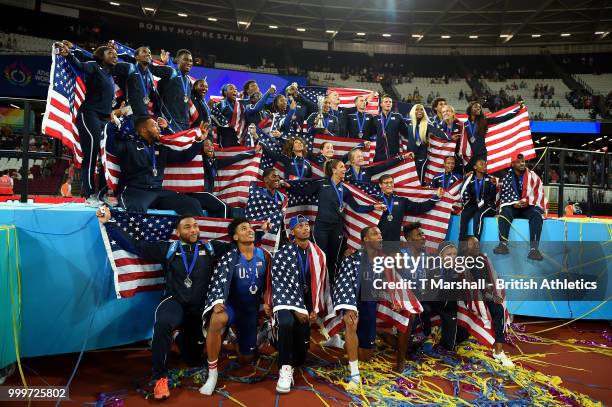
left=214, top=98, right=246, bottom=139
left=299, top=86, right=380, bottom=115
left=313, top=134, right=376, bottom=164
left=332, top=251, right=422, bottom=334
left=424, top=135, right=457, bottom=184
left=213, top=147, right=262, bottom=207
left=100, top=118, right=205, bottom=193
left=271, top=242, right=336, bottom=326
left=284, top=180, right=382, bottom=250
left=499, top=168, right=547, bottom=213
left=459, top=173, right=501, bottom=209
left=100, top=212, right=274, bottom=298
left=397, top=185, right=456, bottom=249
left=457, top=105, right=535, bottom=174
left=368, top=157, right=421, bottom=187
left=42, top=47, right=86, bottom=165
left=349, top=175, right=459, bottom=249
left=457, top=256, right=510, bottom=346
left=100, top=212, right=236, bottom=298
left=244, top=183, right=288, bottom=253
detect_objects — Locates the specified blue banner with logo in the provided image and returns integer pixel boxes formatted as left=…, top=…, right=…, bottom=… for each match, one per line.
left=0, top=55, right=51, bottom=99
left=0, top=55, right=305, bottom=101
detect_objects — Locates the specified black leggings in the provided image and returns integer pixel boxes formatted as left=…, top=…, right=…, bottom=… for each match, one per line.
left=76, top=110, right=108, bottom=197
left=188, top=192, right=230, bottom=218
left=274, top=310, right=310, bottom=367
left=120, top=187, right=202, bottom=215
left=151, top=297, right=204, bottom=379
left=313, top=221, right=344, bottom=286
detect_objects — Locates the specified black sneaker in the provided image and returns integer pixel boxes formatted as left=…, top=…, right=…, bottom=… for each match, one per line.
left=493, top=243, right=509, bottom=255
left=528, top=248, right=544, bottom=261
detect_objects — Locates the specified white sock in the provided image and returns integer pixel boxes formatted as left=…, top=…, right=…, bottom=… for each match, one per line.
left=199, top=359, right=218, bottom=396
left=349, top=360, right=359, bottom=378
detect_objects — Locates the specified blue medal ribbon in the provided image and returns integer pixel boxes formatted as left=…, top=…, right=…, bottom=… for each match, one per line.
left=239, top=254, right=259, bottom=293
left=442, top=172, right=450, bottom=190
left=293, top=157, right=307, bottom=179
left=351, top=166, right=363, bottom=181
left=181, top=74, right=191, bottom=101
left=296, top=248, right=310, bottom=291
left=513, top=173, right=524, bottom=197
left=474, top=177, right=484, bottom=202
left=380, top=113, right=391, bottom=158
left=466, top=120, right=477, bottom=142
left=331, top=181, right=344, bottom=211
left=137, top=66, right=151, bottom=99
left=382, top=194, right=395, bottom=216
left=356, top=112, right=366, bottom=135
left=179, top=242, right=200, bottom=282
left=265, top=188, right=280, bottom=205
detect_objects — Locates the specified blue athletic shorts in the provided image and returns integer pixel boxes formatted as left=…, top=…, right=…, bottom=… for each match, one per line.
left=225, top=303, right=259, bottom=355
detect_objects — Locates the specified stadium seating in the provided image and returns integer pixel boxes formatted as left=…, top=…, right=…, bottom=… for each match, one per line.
left=0, top=33, right=54, bottom=54
left=308, top=71, right=383, bottom=94
left=573, top=74, right=612, bottom=95
left=394, top=77, right=471, bottom=113
left=482, top=78, right=591, bottom=120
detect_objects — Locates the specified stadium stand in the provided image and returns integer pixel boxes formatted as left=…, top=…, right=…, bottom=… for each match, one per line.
left=394, top=77, right=471, bottom=111
left=482, top=78, right=591, bottom=120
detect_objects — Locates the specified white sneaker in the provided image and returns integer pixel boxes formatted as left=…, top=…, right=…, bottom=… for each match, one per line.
left=84, top=195, right=102, bottom=207
left=199, top=371, right=218, bottom=396
left=493, top=351, right=515, bottom=368
left=345, top=375, right=361, bottom=391
left=322, top=334, right=345, bottom=349
left=276, top=365, right=293, bottom=394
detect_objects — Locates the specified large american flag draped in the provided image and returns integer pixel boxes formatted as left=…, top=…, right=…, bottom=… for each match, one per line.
left=457, top=105, right=535, bottom=174
left=100, top=119, right=205, bottom=193
left=499, top=168, right=547, bottom=213
left=424, top=135, right=457, bottom=184
left=100, top=212, right=272, bottom=298
left=100, top=212, right=233, bottom=298
left=244, top=183, right=288, bottom=253
left=457, top=256, right=511, bottom=346
left=349, top=169, right=460, bottom=250
left=299, top=86, right=380, bottom=115
left=213, top=147, right=263, bottom=207
left=284, top=180, right=383, bottom=250
left=368, top=157, right=422, bottom=186
left=41, top=47, right=86, bottom=165
left=332, top=251, right=423, bottom=334
left=271, top=242, right=336, bottom=325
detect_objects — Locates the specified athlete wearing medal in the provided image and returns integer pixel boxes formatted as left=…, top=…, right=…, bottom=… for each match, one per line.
left=157, top=49, right=194, bottom=131
left=373, top=94, right=411, bottom=162
left=458, top=159, right=498, bottom=241
left=375, top=174, right=444, bottom=241
left=344, top=148, right=413, bottom=183
left=96, top=210, right=231, bottom=400
left=287, top=159, right=386, bottom=284
left=108, top=115, right=206, bottom=215
left=343, top=95, right=375, bottom=139
left=200, top=218, right=273, bottom=396
left=190, top=79, right=211, bottom=128
left=272, top=215, right=336, bottom=394
left=430, top=156, right=461, bottom=191
left=114, top=46, right=175, bottom=120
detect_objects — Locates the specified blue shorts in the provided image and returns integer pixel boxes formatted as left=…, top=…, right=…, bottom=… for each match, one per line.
left=225, top=303, right=259, bottom=355
left=356, top=300, right=378, bottom=349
